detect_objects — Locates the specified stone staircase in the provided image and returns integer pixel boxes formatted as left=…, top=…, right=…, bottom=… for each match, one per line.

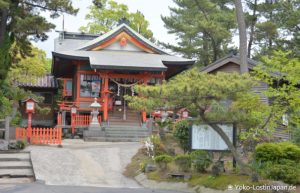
left=85, top=108, right=150, bottom=142
left=0, top=151, right=35, bottom=184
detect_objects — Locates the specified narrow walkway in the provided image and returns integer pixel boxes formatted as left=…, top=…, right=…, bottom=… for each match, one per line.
left=25, top=140, right=141, bottom=188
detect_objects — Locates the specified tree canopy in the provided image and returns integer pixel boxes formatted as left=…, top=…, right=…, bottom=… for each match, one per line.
left=125, top=69, right=271, bottom=170
left=161, top=0, right=236, bottom=67
left=79, top=0, right=153, bottom=39
left=0, top=46, right=51, bottom=119
left=0, top=0, right=78, bottom=85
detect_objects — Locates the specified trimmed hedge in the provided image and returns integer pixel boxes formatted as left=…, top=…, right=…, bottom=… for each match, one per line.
left=255, top=142, right=300, bottom=163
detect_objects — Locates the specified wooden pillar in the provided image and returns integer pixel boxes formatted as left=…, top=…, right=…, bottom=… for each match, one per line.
left=103, top=75, right=109, bottom=122
left=142, top=77, right=148, bottom=123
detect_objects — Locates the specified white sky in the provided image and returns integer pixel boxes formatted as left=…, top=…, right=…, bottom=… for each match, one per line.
left=33, top=0, right=177, bottom=58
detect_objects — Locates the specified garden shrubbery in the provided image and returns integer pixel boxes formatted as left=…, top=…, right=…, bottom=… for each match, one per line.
left=173, top=120, right=190, bottom=153
left=254, top=142, right=300, bottom=184
left=174, top=154, right=191, bottom=172
left=154, top=154, right=173, bottom=171
left=190, top=150, right=212, bottom=172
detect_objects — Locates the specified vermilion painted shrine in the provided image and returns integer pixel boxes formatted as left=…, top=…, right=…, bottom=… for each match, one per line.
left=26, top=23, right=194, bottom=133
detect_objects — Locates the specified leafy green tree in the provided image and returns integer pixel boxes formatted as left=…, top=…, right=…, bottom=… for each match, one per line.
left=125, top=69, right=270, bottom=172
left=79, top=0, right=153, bottom=39
left=161, top=0, right=236, bottom=66
left=0, top=46, right=51, bottom=119
left=254, top=50, right=300, bottom=142
left=8, top=46, right=50, bottom=84
left=0, top=0, right=78, bottom=85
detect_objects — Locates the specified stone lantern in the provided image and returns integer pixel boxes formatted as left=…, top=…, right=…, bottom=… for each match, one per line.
left=88, top=98, right=101, bottom=130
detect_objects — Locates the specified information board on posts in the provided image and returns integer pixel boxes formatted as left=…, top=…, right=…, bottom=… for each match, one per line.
left=191, top=124, right=233, bottom=151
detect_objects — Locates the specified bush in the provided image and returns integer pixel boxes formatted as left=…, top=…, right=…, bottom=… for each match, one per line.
left=154, top=154, right=173, bottom=170
left=279, top=142, right=300, bottom=162
left=265, top=163, right=300, bottom=185
left=255, top=142, right=300, bottom=163
left=190, top=150, right=212, bottom=172
left=174, top=154, right=191, bottom=172
left=173, top=120, right=190, bottom=152
left=16, top=139, right=26, bottom=149
left=255, top=143, right=282, bottom=162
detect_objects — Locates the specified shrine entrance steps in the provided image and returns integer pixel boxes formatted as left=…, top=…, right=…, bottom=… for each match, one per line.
left=0, top=151, right=35, bottom=184
left=85, top=108, right=150, bottom=142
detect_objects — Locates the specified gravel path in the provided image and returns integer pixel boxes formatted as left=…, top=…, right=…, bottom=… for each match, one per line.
left=25, top=140, right=142, bottom=188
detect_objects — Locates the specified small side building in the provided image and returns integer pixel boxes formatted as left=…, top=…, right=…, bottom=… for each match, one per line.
left=17, top=75, right=58, bottom=127
left=200, top=53, right=291, bottom=141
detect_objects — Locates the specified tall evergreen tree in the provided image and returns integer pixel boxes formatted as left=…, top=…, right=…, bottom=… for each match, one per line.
left=245, top=0, right=300, bottom=58
left=0, top=0, right=78, bottom=85
left=161, top=0, right=236, bottom=67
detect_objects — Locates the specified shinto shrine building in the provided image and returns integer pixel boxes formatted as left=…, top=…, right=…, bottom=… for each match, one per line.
left=51, top=23, right=194, bottom=131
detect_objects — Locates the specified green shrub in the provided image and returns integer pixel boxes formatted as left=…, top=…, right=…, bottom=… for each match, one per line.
left=255, top=142, right=300, bottom=163
left=255, top=143, right=282, bottom=162
left=265, top=163, right=300, bottom=185
left=190, top=150, right=212, bottom=172
left=154, top=154, right=173, bottom=170
left=174, top=154, right=191, bottom=172
left=279, top=142, right=300, bottom=162
left=16, top=139, right=26, bottom=149
left=173, top=120, right=190, bottom=152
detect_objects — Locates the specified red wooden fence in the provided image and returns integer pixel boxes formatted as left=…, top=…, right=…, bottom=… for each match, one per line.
left=16, top=128, right=62, bottom=145
left=57, top=113, right=101, bottom=127
left=73, top=115, right=102, bottom=126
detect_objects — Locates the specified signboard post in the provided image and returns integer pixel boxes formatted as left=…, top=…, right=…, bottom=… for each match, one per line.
left=190, top=123, right=236, bottom=168
left=23, top=98, right=38, bottom=144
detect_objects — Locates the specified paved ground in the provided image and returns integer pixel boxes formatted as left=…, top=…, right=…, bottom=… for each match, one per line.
left=0, top=183, right=188, bottom=193
left=25, top=140, right=142, bottom=188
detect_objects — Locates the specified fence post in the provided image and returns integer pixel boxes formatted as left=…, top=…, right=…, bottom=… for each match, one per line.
left=5, top=116, right=10, bottom=141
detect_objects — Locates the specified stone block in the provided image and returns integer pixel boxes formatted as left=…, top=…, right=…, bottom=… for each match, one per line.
left=0, top=140, right=8, bottom=151
left=145, top=163, right=157, bottom=173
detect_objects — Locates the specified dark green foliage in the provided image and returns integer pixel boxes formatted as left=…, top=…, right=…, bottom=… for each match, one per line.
left=173, top=120, right=190, bottom=153
left=255, top=142, right=300, bottom=184
left=190, top=150, right=212, bottom=172
left=154, top=154, right=173, bottom=170
left=255, top=143, right=282, bottom=162
left=0, top=34, right=12, bottom=84
left=161, top=0, right=236, bottom=66
left=264, top=163, right=300, bottom=185
left=211, top=161, right=224, bottom=177
left=16, top=140, right=26, bottom=150
left=255, top=142, right=300, bottom=163
left=0, top=0, right=78, bottom=87
left=174, top=154, right=191, bottom=172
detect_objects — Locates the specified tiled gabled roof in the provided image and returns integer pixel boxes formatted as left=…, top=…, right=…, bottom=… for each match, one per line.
left=200, top=53, right=259, bottom=73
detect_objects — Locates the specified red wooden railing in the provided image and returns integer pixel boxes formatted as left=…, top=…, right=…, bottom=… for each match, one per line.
left=56, top=113, right=101, bottom=127
left=74, top=115, right=102, bottom=126
left=16, top=128, right=62, bottom=145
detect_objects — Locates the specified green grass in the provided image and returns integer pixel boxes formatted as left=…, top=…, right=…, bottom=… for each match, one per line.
left=189, top=174, right=250, bottom=190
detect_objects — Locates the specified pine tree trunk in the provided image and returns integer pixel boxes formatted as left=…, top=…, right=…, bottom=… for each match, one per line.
left=0, top=9, right=8, bottom=47
left=247, top=0, right=257, bottom=58
left=234, top=0, right=249, bottom=73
